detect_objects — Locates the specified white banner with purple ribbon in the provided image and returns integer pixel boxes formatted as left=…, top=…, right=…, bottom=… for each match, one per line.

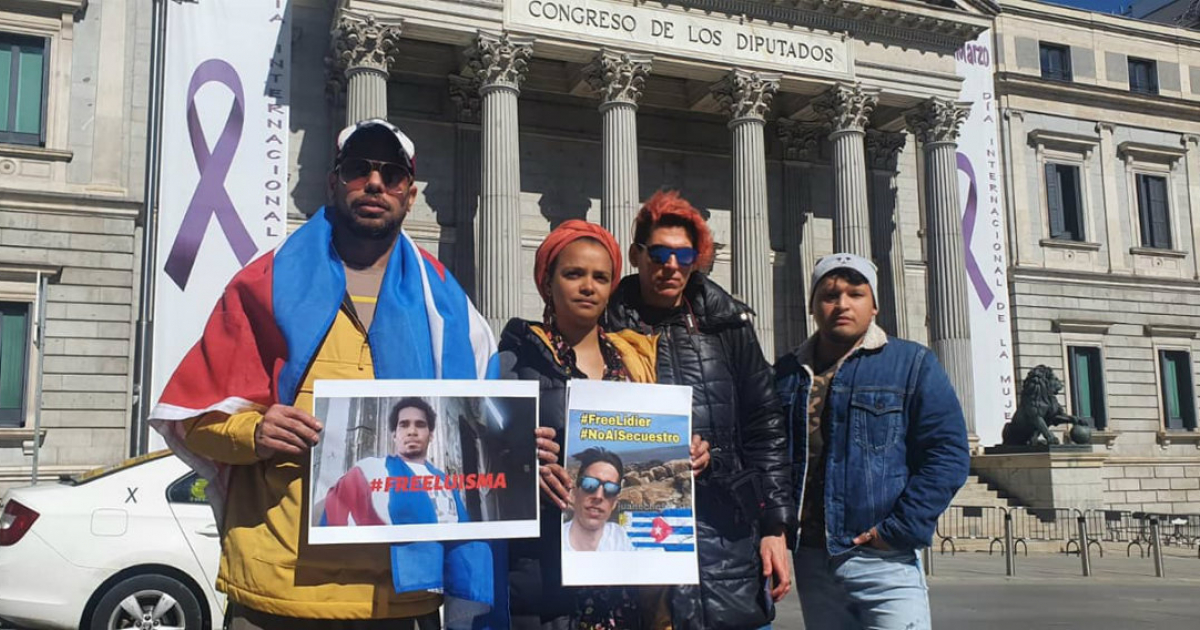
left=956, top=30, right=1016, bottom=446
left=151, top=0, right=290, bottom=413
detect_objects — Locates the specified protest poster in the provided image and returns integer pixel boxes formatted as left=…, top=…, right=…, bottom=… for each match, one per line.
left=562, top=379, right=698, bottom=586
left=308, top=379, right=540, bottom=544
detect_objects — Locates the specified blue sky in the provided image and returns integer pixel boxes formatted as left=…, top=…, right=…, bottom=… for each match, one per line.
left=1040, top=0, right=1133, bottom=14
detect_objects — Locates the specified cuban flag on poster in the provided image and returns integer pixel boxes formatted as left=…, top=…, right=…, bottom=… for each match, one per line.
left=624, top=508, right=696, bottom=552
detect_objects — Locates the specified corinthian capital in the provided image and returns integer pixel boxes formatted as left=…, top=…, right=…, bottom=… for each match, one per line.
left=777, top=119, right=824, bottom=162
left=448, top=74, right=482, bottom=124
left=906, top=98, right=970, bottom=145
left=812, top=83, right=879, bottom=133
left=466, top=31, right=535, bottom=91
left=328, top=11, right=403, bottom=75
left=583, top=49, right=653, bottom=107
left=866, top=130, right=907, bottom=171
left=711, top=69, right=780, bottom=122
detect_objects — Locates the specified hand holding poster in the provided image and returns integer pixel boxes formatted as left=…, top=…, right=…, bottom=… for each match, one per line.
left=308, top=380, right=539, bottom=544
left=563, top=380, right=698, bottom=586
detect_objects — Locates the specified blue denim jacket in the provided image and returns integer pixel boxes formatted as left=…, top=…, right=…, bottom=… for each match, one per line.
left=774, top=326, right=970, bottom=555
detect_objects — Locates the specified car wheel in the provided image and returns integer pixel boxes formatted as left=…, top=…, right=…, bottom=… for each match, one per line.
left=90, top=574, right=204, bottom=630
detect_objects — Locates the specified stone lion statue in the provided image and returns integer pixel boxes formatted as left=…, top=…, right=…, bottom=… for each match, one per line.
left=1001, top=365, right=1093, bottom=446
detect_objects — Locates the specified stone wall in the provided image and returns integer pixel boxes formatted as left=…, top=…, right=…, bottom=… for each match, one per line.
left=1101, top=461, right=1200, bottom=513
left=999, top=3, right=1200, bottom=513
left=0, top=0, right=150, bottom=490
left=972, top=450, right=1108, bottom=510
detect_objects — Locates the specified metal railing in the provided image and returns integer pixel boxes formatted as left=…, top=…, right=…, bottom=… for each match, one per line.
left=934, top=505, right=1010, bottom=555
left=931, top=504, right=1200, bottom=578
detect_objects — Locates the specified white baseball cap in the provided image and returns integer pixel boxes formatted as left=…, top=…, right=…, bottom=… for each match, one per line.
left=336, top=118, right=416, bottom=174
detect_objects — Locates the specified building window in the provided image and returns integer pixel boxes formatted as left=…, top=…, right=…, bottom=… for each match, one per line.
left=1039, top=43, right=1072, bottom=81
left=1044, top=162, right=1085, bottom=241
left=0, top=33, right=47, bottom=146
left=1159, top=350, right=1197, bottom=431
left=1067, top=346, right=1106, bottom=430
left=1136, top=174, right=1171, bottom=249
left=1128, top=58, right=1158, bottom=95
left=0, top=302, right=30, bottom=427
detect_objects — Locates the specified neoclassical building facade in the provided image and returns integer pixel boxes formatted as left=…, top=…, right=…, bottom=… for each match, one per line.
left=300, top=0, right=994, bottom=437
left=996, top=0, right=1200, bottom=512
left=0, top=0, right=149, bottom=488
left=3, top=0, right=1198, bottom=513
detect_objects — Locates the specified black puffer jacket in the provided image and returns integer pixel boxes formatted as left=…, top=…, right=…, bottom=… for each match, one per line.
left=497, top=319, right=578, bottom=622
left=607, top=274, right=794, bottom=630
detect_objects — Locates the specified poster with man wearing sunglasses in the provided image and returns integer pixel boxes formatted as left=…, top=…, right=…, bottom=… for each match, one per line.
left=563, top=380, right=699, bottom=586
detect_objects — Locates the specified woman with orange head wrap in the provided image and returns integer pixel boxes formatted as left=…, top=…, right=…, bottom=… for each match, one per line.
left=500, top=220, right=668, bottom=629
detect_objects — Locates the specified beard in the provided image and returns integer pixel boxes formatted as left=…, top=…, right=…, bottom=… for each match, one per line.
left=334, top=199, right=403, bottom=240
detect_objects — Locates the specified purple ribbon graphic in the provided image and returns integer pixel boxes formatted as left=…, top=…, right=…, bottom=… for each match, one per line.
left=956, top=152, right=994, bottom=309
left=164, top=59, right=258, bottom=290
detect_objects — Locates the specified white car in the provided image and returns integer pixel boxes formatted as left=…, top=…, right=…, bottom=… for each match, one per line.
left=0, top=452, right=223, bottom=630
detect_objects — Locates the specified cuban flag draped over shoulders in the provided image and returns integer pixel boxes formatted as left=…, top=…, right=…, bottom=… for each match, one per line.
left=149, top=207, right=506, bottom=628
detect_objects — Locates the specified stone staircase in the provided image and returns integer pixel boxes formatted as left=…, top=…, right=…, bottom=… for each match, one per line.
left=937, top=475, right=1071, bottom=554
left=951, top=474, right=1020, bottom=508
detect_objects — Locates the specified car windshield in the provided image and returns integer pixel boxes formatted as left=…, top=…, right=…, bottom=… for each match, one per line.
left=60, top=450, right=172, bottom=485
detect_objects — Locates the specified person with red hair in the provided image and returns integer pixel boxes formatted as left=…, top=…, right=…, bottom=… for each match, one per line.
left=499, top=220, right=710, bottom=629
left=608, top=190, right=795, bottom=629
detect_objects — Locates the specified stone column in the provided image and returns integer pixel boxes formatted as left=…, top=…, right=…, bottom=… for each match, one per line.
left=866, top=129, right=909, bottom=338
left=466, top=31, right=534, bottom=332
left=584, top=50, right=652, bottom=253
left=712, top=69, right=780, bottom=359
left=448, top=74, right=482, bottom=298
left=907, top=98, right=976, bottom=434
left=813, top=83, right=879, bottom=258
left=777, top=119, right=824, bottom=348
left=329, top=12, right=403, bottom=125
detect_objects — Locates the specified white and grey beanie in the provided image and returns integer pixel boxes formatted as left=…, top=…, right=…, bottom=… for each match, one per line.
left=809, top=253, right=878, bottom=301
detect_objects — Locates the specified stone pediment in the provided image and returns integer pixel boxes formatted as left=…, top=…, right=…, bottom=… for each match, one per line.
left=667, top=0, right=992, bottom=52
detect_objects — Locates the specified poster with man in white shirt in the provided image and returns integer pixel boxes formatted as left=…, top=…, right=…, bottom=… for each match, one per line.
left=562, top=380, right=699, bottom=586
left=562, top=447, right=636, bottom=553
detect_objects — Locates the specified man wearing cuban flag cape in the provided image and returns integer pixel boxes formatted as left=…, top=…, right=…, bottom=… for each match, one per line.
left=150, top=120, right=545, bottom=629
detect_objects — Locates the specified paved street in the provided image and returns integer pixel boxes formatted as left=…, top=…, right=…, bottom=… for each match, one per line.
left=5, top=552, right=1195, bottom=628
left=775, top=551, right=1200, bottom=629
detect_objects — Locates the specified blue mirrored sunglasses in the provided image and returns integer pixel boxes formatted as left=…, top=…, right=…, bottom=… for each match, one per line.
left=640, top=244, right=698, bottom=267
left=579, top=476, right=622, bottom=498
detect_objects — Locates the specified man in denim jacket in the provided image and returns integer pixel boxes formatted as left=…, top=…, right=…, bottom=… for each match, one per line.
left=774, top=253, right=969, bottom=630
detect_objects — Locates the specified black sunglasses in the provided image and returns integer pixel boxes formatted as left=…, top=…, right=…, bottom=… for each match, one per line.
left=338, top=158, right=411, bottom=191
left=579, top=476, right=622, bottom=498
left=638, top=244, right=698, bottom=267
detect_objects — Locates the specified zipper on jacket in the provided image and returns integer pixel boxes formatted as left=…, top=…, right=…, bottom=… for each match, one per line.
left=340, top=293, right=370, bottom=372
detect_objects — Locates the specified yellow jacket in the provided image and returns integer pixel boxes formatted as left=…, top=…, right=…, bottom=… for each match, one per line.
left=182, top=308, right=439, bottom=619
left=525, top=324, right=658, bottom=384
